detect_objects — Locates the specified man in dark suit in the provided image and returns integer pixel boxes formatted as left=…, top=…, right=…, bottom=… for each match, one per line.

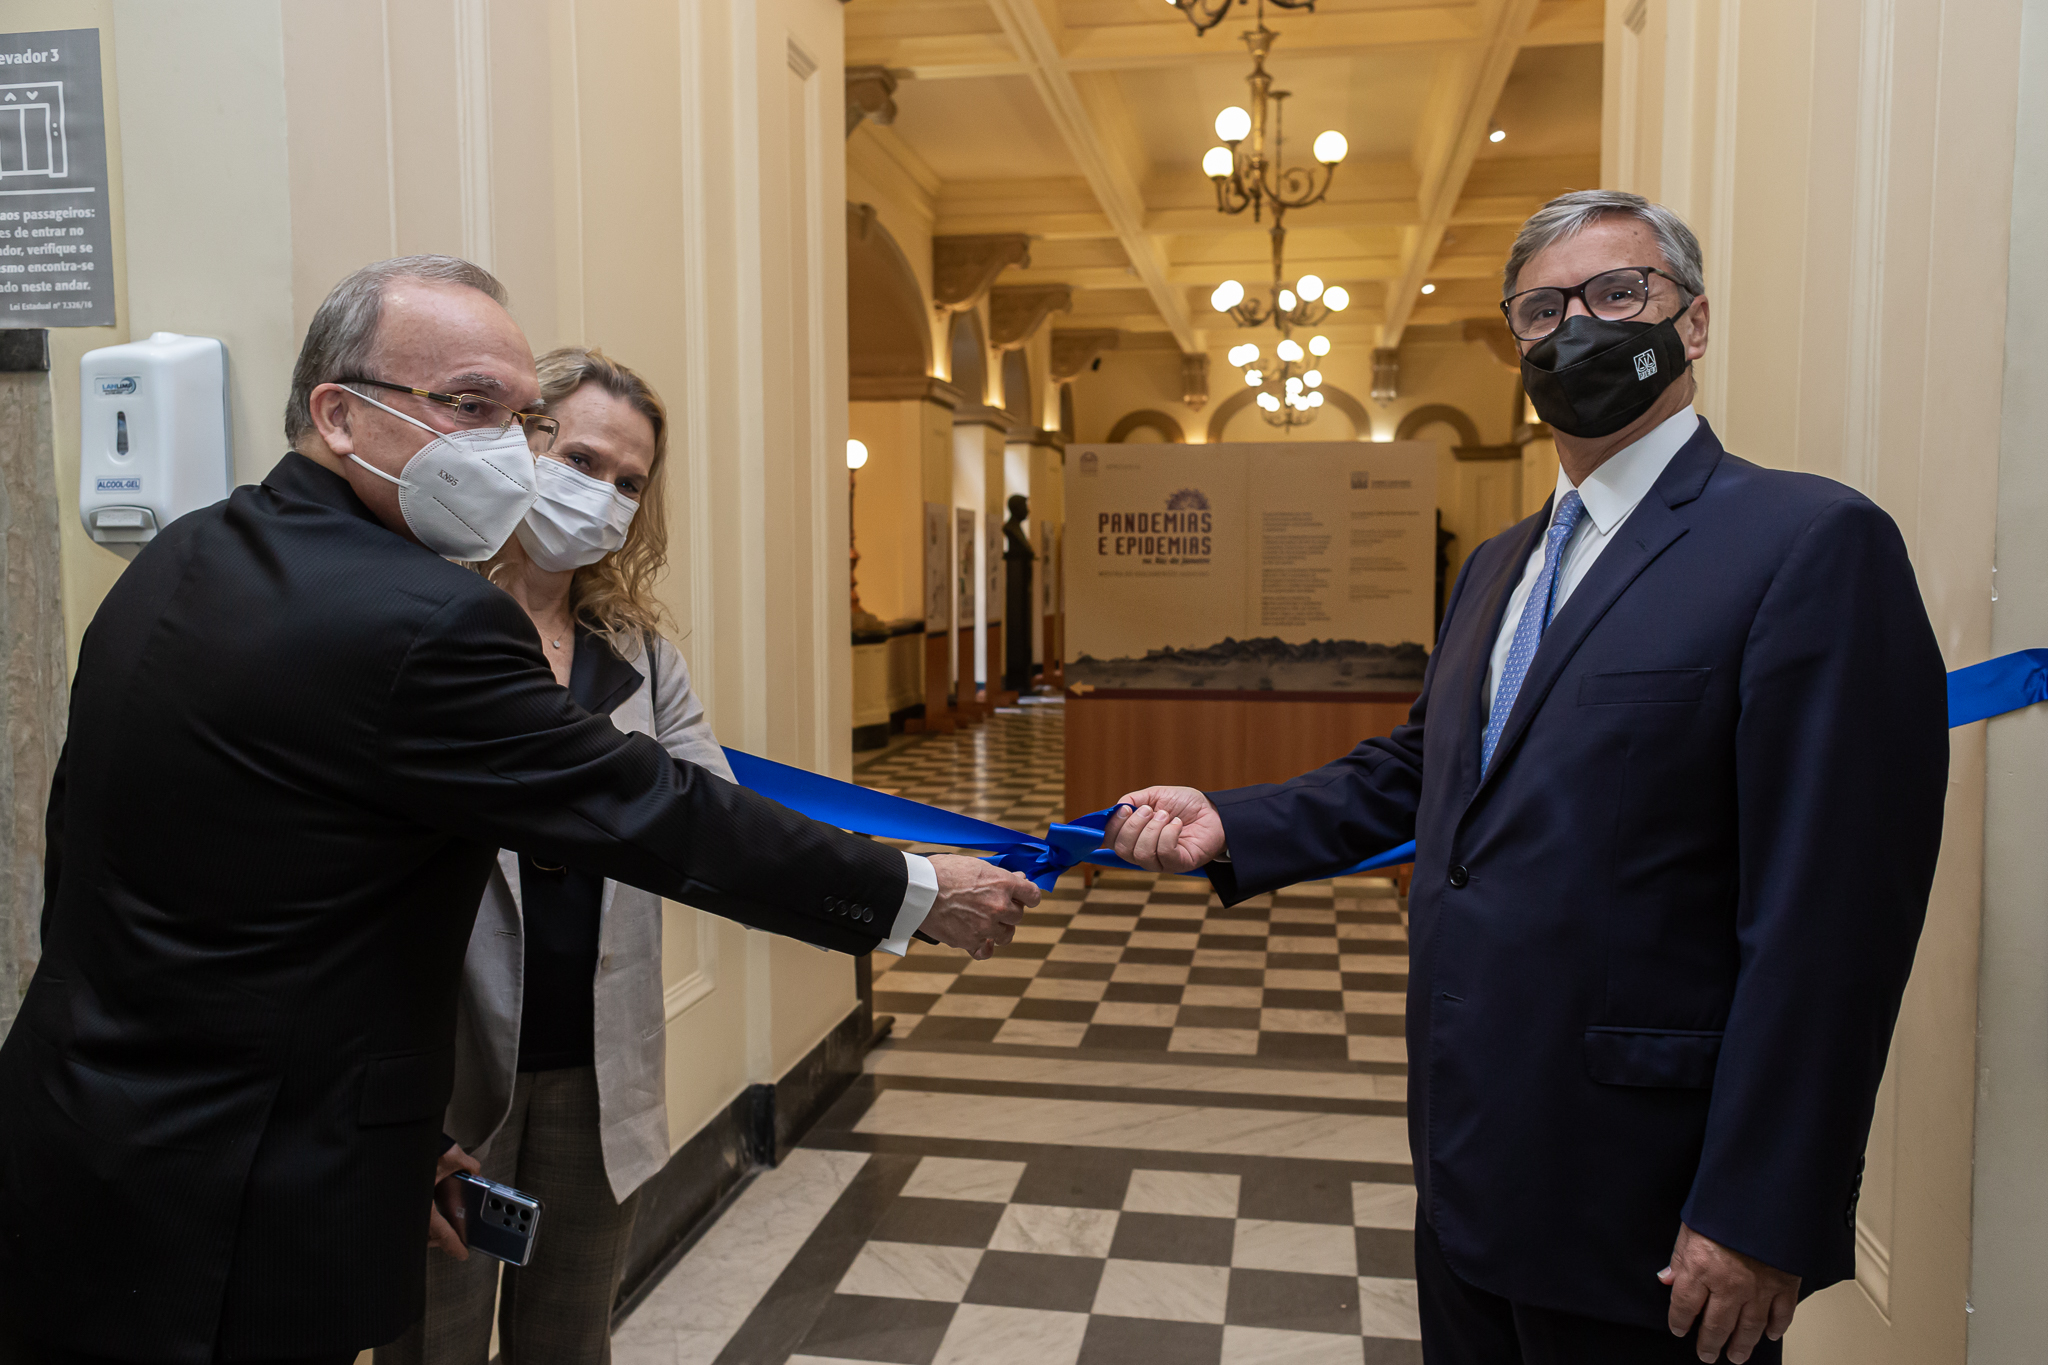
left=1104, top=192, right=1948, bottom=1364
left=0, top=256, right=1037, bottom=1365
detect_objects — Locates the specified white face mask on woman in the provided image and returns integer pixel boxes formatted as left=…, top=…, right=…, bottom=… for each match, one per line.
left=514, top=455, right=640, bottom=572
left=344, top=388, right=539, bottom=560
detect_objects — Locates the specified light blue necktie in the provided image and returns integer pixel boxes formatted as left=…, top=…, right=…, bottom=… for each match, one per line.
left=1482, top=490, right=1586, bottom=773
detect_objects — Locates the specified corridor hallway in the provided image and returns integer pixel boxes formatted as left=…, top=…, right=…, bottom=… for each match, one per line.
left=613, top=705, right=1423, bottom=1364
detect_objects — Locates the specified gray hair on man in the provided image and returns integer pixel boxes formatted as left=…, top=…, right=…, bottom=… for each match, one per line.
left=1502, top=190, right=1706, bottom=300
left=284, top=255, right=509, bottom=442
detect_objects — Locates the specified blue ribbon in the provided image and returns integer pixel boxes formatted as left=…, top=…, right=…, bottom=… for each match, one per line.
left=1947, top=648, right=2048, bottom=728
left=725, top=649, right=2048, bottom=889
left=724, top=745, right=1418, bottom=889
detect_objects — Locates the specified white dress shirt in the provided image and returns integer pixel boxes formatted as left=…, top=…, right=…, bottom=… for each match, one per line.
left=882, top=853, right=939, bottom=956
left=1483, top=407, right=1700, bottom=717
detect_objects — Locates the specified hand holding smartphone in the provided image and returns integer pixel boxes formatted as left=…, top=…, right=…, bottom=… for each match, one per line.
left=446, top=1172, right=544, bottom=1266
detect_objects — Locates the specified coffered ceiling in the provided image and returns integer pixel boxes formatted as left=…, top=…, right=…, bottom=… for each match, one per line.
left=846, top=0, right=1603, bottom=351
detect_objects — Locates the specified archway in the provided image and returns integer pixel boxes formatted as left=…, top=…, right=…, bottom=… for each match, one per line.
left=948, top=311, right=988, bottom=405
left=1394, top=403, right=1481, bottom=449
left=1001, top=349, right=1033, bottom=427
left=846, top=204, right=931, bottom=382
left=1106, top=409, right=1185, bottom=443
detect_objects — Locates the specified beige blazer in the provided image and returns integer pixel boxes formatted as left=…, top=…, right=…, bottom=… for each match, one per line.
left=442, top=633, right=731, bottom=1201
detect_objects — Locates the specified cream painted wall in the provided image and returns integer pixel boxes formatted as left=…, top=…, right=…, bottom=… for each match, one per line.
left=1605, top=2, right=2025, bottom=1361
left=1966, top=0, right=2048, bottom=1356
left=110, top=1, right=296, bottom=492
left=28, top=0, right=864, bottom=1168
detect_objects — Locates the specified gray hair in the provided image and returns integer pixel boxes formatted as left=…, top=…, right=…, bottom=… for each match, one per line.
left=1502, top=190, right=1705, bottom=299
left=284, top=255, right=509, bottom=442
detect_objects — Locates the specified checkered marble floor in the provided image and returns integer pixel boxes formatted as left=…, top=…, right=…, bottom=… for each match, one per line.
left=861, top=704, right=1408, bottom=1064
left=615, top=705, right=1420, bottom=1365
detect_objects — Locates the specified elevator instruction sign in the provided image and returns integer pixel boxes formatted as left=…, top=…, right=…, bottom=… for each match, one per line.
left=0, top=29, right=113, bottom=327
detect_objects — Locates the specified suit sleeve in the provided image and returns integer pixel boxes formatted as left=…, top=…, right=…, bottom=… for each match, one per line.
left=1680, top=495, right=1948, bottom=1278
left=37, top=737, right=67, bottom=949
left=1204, top=551, right=1479, bottom=905
left=378, top=590, right=903, bottom=955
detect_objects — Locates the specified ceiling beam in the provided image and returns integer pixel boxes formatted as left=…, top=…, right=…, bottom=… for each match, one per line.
left=984, top=0, right=1199, bottom=351
left=846, top=0, right=1601, bottom=80
left=1379, top=0, right=1543, bottom=348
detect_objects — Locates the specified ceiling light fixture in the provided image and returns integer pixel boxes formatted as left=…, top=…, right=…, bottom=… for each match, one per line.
left=1197, top=3, right=1349, bottom=428
left=1168, top=0, right=1318, bottom=40
left=1488, top=126, right=1507, bottom=144
left=1420, top=283, right=1436, bottom=295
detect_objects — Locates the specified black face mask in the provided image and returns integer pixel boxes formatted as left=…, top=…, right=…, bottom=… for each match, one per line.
left=1519, top=312, right=1689, bottom=438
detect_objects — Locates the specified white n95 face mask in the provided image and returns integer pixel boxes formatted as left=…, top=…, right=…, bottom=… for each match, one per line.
left=514, top=455, right=640, bottom=572
left=344, top=388, right=539, bottom=560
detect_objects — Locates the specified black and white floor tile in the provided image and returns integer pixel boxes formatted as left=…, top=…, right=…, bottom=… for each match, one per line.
left=614, top=704, right=1420, bottom=1364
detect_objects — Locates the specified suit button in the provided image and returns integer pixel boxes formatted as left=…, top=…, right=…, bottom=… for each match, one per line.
left=1448, top=864, right=1470, bottom=889
left=862, top=908, right=875, bottom=924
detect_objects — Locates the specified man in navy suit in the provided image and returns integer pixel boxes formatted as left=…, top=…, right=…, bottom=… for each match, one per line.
left=1103, top=191, right=1948, bottom=1364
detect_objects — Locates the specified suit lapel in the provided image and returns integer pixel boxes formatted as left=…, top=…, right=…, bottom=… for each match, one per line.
left=1471, top=423, right=1724, bottom=798
left=575, top=629, right=646, bottom=718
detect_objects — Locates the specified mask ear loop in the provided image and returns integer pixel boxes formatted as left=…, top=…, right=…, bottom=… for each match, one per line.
left=349, top=455, right=410, bottom=489
left=341, top=386, right=441, bottom=489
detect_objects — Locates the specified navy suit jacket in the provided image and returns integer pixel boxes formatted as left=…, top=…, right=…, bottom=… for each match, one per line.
left=1205, top=420, right=1947, bottom=1325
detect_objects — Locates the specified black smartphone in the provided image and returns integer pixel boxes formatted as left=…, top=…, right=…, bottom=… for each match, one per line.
left=448, top=1172, right=543, bottom=1267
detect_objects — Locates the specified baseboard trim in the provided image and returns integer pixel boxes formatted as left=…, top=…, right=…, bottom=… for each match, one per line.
left=612, top=1000, right=877, bottom=1321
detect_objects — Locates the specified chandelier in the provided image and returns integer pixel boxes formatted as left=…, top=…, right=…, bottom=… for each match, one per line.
left=1166, top=0, right=1318, bottom=40
left=1223, top=330, right=1331, bottom=426
left=1197, top=10, right=1349, bottom=427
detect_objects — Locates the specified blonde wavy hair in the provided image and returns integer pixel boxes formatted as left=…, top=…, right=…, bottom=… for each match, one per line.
left=481, top=347, right=672, bottom=657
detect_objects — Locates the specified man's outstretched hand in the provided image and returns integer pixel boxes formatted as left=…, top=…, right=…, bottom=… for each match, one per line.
left=1102, top=786, right=1227, bottom=874
left=1660, top=1222, right=1800, bottom=1363
left=925, top=855, right=1038, bottom=959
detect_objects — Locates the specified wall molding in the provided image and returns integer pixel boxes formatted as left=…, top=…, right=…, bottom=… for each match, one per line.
left=452, top=0, right=495, bottom=270
left=1841, top=0, right=1898, bottom=496
left=1855, top=1212, right=1893, bottom=1321
left=662, top=907, right=723, bottom=1022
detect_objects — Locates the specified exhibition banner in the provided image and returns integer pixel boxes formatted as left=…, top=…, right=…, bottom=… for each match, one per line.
left=1064, top=442, right=1437, bottom=692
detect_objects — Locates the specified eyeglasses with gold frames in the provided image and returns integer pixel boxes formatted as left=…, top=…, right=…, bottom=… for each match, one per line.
left=338, top=377, right=560, bottom=452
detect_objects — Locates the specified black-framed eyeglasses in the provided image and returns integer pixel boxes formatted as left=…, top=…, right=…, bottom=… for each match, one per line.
left=338, top=377, right=560, bottom=452
left=1500, top=267, right=1692, bottom=342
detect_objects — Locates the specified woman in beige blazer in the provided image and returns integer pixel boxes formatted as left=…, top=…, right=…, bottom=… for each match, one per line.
left=378, top=348, right=720, bottom=1365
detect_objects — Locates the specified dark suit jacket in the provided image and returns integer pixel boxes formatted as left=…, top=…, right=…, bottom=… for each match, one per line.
left=1206, top=420, right=1947, bottom=1325
left=0, top=454, right=906, bottom=1362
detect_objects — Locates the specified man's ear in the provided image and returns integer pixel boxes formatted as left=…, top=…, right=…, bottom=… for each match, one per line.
left=1679, top=294, right=1711, bottom=362
left=307, top=383, right=356, bottom=457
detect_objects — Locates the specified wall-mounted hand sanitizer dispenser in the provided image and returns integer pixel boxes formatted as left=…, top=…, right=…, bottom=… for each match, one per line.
left=79, top=333, right=232, bottom=559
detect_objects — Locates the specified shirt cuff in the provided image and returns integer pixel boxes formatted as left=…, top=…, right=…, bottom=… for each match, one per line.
left=877, top=852, right=938, bottom=956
